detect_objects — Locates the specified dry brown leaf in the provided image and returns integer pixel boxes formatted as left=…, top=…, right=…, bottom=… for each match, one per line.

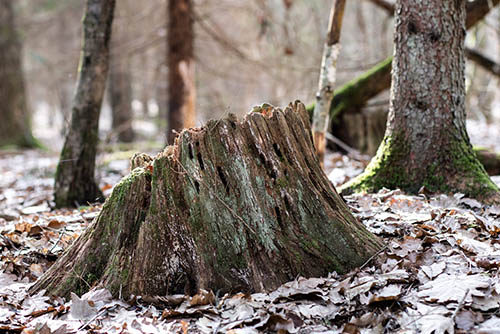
left=190, top=289, right=215, bottom=307
left=47, top=220, right=66, bottom=229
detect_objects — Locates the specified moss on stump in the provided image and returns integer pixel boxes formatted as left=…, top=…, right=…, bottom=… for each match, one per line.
left=30, top=101, right=382, bottom=300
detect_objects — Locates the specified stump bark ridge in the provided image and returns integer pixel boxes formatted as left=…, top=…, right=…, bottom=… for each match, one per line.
left=31, top=101, right=382, bottom=299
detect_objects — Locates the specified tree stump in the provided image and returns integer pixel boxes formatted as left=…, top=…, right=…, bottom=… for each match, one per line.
left=31, top=102, right=382, bottom=299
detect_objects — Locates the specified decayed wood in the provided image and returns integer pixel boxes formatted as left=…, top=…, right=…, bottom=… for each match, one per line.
left=312, top=0, right=347, bottom=167
left=31, top=102, right=382, bottom=299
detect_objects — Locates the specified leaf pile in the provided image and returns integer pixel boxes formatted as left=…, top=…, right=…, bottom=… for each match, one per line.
left=1, top=150, right=500, bottom=333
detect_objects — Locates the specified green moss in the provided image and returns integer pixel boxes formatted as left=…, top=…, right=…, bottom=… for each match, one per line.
left=340, top=132, right=410, bottom=194
left=307, top=56, right=393, bottom=120
left=448, top=138, right=499, bottom=199
left=276, top=177, right=288, bottom=188
left=342, top=130, right=499, bottom=202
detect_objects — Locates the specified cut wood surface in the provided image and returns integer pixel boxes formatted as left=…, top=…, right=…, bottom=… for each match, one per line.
left=30, top=102, right=382, bottom=299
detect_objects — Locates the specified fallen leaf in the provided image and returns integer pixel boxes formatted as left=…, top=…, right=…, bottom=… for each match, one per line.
left=418, top=273, right=490, bottom=303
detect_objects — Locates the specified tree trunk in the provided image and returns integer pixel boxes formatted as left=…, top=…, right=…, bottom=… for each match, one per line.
left=312, top=0, right=346, bottom=167
left=31, top=102, right=382, bottom=299
left=0, top=0, right=36, bottom=148
left=167, top=0, right=196, bottom=144
left=109, top=57, right=134, bottom=142
left=54, top=0, right=115, bottom=208
left=305, top=0, right=499, bottom=126
left=341, top=0, right=500, bottom=204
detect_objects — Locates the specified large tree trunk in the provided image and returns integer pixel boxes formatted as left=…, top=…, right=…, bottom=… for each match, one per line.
left=31, top=102, right=382, bottom=299
left=341, top=0, right=500, bottom=203
left=167, top=0, right=196, bottom=144
left=54, top=0, right=115, bottom=208
left=305, top=0, right=499, bottom=127
left=0, top=0, right=36, bottom=148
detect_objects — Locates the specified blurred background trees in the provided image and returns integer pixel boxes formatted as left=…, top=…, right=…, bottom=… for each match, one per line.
left=0, top=0, right=36, bottom=148
left=7, top=0, right=500, bottom=154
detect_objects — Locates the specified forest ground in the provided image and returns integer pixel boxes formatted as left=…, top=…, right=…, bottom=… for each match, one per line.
left=1, top=120, right=500, bottom=333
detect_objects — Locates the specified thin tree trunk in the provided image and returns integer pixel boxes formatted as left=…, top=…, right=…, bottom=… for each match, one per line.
left=0, top=0, right=36, bottom=148
left=31, top=102, right=382, bottom=299
left=311, top=0, right=346, bottom=168
left=108, top=1, right=134, bottom=143
left=54, top=0, right=115, bottom=208
left=167, top=0, right=196, bottom=144
left=341, top=0, right=500, bottom=204
left=109, top=53, right=134, bottom=143
left=109, top=58, right=134, bottom=143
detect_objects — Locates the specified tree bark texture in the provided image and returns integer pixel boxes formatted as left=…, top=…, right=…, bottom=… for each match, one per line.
left=54, top=0, right=115, bottom=208
left=167, top=0, right=196, bottom=144
left=0, top=0, right=36, bottom=148
left=305, top=0, right=499, bottom=128
left=31, top=102, right=382, bottom=299
left=312, top=0, right=346, bottom=167
left=109, top=56, right=135, bottom=142
left=341, top=0, right=499, bottom=203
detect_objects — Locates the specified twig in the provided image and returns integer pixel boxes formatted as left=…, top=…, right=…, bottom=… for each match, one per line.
left=325, top=132, right=366, bottom=161
left=451, top=288, right=470, bottom=321
left=49, top=227, right=66, bottom=253
left=359, top=243, right=389, bottom=270
left=77, top=306, right=116, bottom=331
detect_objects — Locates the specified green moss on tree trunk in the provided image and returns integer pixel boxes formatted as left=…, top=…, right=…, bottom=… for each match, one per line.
left=340, top=0, right=500, bottom=204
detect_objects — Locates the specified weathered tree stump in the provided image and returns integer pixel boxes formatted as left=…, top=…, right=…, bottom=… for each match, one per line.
left=31, top=102, right=382, bottom=299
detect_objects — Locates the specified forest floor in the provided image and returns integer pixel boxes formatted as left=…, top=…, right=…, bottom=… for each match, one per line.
left=1, top=122, right=500, bottom=333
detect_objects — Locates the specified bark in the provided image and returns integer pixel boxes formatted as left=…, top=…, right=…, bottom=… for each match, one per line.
left=167, top=0, right=196, bottom=144
left=312, top=0, right=346, bottom=167
left=54, top=0, right=115, bottom=208
left=341, top=0, right=500, bottom=204
left=306, top=0, right=499, bottom=125
left=0, top=0, right=36, bottom=148
left=109, top=57, right=135, bottom=143
left=31, top=102, right=382, bottom=299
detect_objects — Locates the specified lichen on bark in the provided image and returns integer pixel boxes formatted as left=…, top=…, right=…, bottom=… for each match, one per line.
left=31, top=102, right=382, bottom=300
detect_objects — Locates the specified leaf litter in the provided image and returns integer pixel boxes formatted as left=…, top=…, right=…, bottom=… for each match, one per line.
left=1, top=150, right=500, bottom=333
